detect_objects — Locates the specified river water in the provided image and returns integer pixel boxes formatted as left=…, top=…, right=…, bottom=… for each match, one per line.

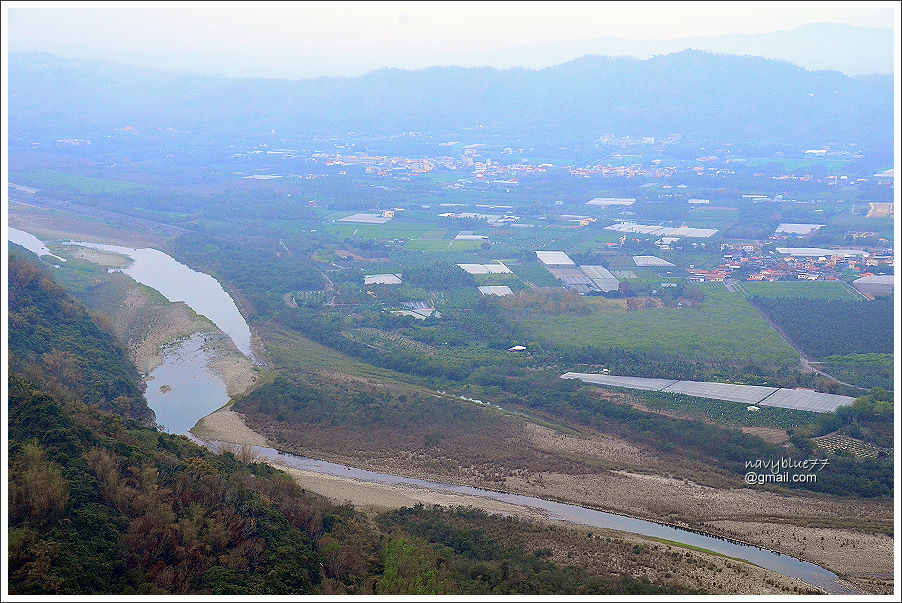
left=62, top=240, right=253, bottom=357
left=9, top=228, right=244, bottom=435
left=56, top=240, right=251, bottom=433
left=144, top=334, right=230, bottom=435
left=8, top=226, right=67, bottom=262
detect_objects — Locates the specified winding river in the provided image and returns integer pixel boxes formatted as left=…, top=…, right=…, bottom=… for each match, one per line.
left=62, top=240, right=253, bottom=357
left=7, top=227, right=853, bottom=594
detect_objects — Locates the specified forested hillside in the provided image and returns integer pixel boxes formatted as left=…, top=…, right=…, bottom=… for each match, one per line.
left=8, top=252, right=152, bottom=422
left=8, top=372, right=696, bottom=595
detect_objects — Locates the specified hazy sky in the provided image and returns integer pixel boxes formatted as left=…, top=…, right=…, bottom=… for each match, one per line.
left=6, top=1, right=898, bottom=78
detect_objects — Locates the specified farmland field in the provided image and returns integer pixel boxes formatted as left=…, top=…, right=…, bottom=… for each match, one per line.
left=326, top=221, right=434, bottom=239
left=819, top=353, right=894, bottom=390
left=516, top=283, right=798, bottom=366
left=812, top=433, right=883, bottom=459
left=406, top=238, right=484, bottom=251
left=508, top=261, right=564, bottom=287
left=417, top=229, right=449, bottom=239
left=752, top=297, right=893, bottom=359
left=11, top=168, right=144, bottom=193
left=570, top=231, right=624, bottom=252
left=739, top=280, right=860, bottom=300
left=624, top=388, right=820, bottom=429
left=474, top=272, right=524, bottom=287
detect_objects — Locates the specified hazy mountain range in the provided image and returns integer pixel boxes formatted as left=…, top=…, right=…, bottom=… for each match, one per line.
left=8, top=48, right=894, bottom=156
left=447, top=23, right=895, bottom=78
left=9, top=22, right=893, bottom=79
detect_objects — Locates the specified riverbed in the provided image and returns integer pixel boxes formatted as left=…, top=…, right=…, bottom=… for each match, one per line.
left=12, top=227, right=253, bottom=435
left=144, top=334, right=231, bottom=434
left=185, top=434, right=854, bottom=594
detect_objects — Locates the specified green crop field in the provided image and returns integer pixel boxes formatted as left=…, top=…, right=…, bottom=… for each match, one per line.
left=625, top=388, right=819, bottom=429
left=326, top=221, right=434, bottom=239
left=417, top=229, right=449, bottom=239
left=406, top=238, right=484, bottom=251
left=739, top=280, right=860, bottom=300
left=516, top=283, right=798, bottom=366
left=508, top=261, right=562, bottom=287
left=12, top=169, right=144, bottom=194
left=570, top=231, right=624, bottom=252
left=819, top=353, right=894, bottom=391
left=474, top=272, right=525, bottom=288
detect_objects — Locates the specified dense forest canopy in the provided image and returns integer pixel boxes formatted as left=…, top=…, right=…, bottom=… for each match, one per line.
left=8, top=252, right=151, bottom=421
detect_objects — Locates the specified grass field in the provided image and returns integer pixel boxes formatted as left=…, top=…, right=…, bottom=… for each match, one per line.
left=508, top=261, right=563, bottom=287
left=326, top=221, right=434, bottom=239
left=12, top=169, right=144, bottom=194
left=490, top=225, right=599, bottom=253
left=517, top=283, right=798, bottom=366
left=740, top=280, right=860, bottom=300
left=827, top=214, right=894, bottom=241
left=626, top=388, right=819, bottom=429
left=262, top=323, right=423, bottom=385
left=406, top=238, right=484, bottom=251
left=417, top=229, right=450, bottom=239
left=569, top=231, right=624, bottom=252
left=620, top=276, right=682, bottom=292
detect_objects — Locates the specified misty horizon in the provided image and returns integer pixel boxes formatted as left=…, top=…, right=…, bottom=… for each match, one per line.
left=8, top=5, right=896, bottom=78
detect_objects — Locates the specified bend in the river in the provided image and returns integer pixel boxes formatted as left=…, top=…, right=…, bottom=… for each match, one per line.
left=62, top=240, right=253, bottom=357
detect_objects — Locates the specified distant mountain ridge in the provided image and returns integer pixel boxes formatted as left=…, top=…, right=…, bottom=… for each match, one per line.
left=454, top=23, right=895, bottom=78
left=8, top=49, right=894, bottom=154
left=11, top=22, right=892, bottom=78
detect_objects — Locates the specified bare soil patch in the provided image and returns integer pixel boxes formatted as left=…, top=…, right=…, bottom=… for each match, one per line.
left=191, top=408, right=270, bottom=447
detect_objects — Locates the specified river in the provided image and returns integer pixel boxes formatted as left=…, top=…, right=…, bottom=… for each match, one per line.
left=8, top=226, right=67, bottom=262
left=56, top=240, right=251, bottom=433
left=144, top=334, right=230, bottom=435
left=62, top=240, right=253, bottom=357
left=10, top=228, right=244, bottom=435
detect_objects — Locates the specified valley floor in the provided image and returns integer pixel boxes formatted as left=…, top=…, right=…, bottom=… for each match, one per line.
left=191, top=408, right=891, bottom=595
